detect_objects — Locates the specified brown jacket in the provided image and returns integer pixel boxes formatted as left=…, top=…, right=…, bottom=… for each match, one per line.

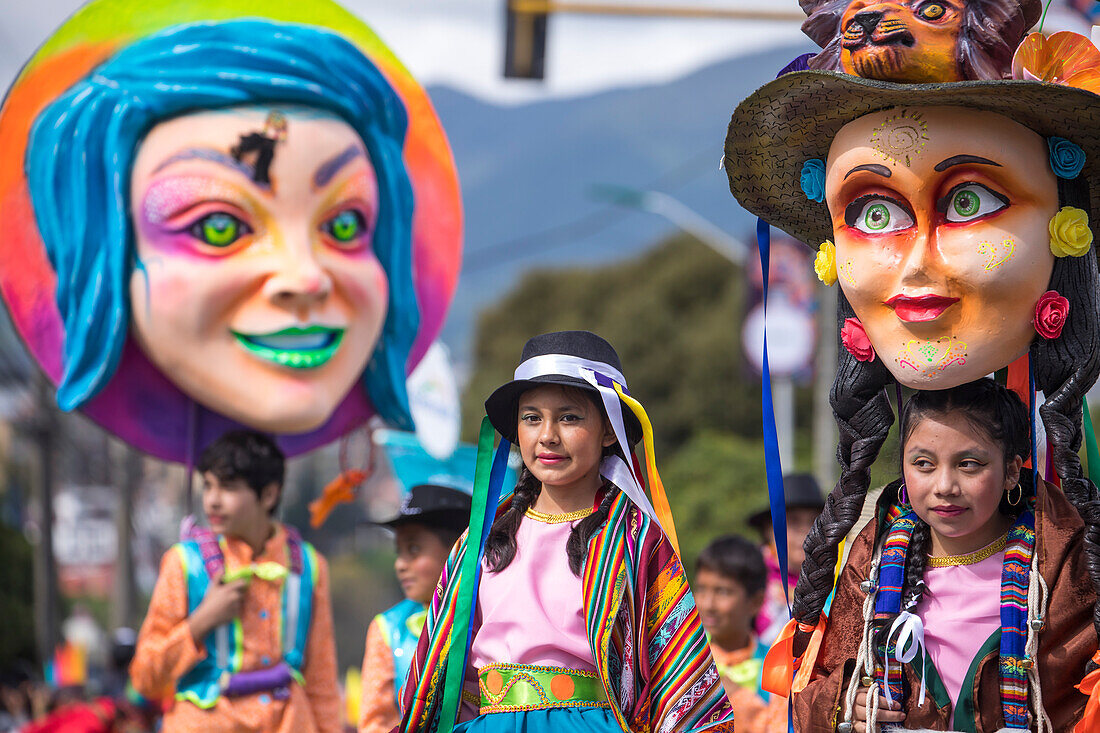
left=794, top=480, right=1096, bottom=732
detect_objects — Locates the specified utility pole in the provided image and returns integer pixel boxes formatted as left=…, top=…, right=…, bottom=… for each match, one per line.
left=110, top=441, right=141, bottom=630
left=31, top=372, right=59, bottom=664
left=503, top=1, right=803, bottom=78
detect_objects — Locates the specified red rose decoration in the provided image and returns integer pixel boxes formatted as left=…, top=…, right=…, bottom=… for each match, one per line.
left=841, top=317, right=875, bottom=362
left=1033, top=290, right=1070, bottom=339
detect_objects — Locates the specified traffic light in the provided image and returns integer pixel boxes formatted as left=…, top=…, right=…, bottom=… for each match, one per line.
left=504, top=0, right=549, bottom=79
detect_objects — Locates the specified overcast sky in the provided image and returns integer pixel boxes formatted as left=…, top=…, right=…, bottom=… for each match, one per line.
left=1, top=0, right=813, bottom=104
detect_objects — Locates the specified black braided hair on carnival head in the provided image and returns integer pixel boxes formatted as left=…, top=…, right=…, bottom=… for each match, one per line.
left=483, top=384, right=621, bottom=577
left=1031, top=175, right=1100, bottom=641
left=871, top=379, right=1034, bottom=650
left=791, top=291, right=896, bottom=655
left=799, top=0, right=1042, bottom=80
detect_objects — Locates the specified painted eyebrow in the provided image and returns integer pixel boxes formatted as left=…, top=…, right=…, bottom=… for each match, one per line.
left=933, top=155, right=1002, bottom=172
left=844, top=163, right=892, bottom=180
left=152, top=147, right=254, bottom=180
left=313, top=145, right=364, bottom=189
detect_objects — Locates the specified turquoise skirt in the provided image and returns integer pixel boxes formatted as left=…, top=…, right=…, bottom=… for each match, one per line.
left=455, top=707, right=624, bottom=733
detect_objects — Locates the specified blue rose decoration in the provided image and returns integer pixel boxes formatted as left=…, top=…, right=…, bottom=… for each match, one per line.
left=800, top=159, right=826, bottom=203
left=1049, top=137, right=1086, bottom=180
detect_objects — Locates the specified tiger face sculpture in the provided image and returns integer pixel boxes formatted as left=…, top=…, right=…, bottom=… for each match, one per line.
left=800, top=0, right=1042, bottom=82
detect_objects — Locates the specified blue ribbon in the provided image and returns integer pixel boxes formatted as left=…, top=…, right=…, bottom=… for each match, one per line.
left=756, top=218, right=790, bottom=607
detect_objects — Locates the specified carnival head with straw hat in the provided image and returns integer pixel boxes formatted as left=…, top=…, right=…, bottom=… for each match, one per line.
left=723, top=11, right=1100, bottom=726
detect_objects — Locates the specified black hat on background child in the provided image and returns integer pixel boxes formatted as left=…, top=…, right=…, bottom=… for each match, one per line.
left=747, top=473, right=825, bottom=530
left=484, top=330, right=642, bottom=445
left=375, top=483, right=472, bottom=534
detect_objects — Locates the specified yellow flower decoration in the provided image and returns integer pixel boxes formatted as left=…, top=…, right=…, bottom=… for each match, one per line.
left=814, top=240, right=838, bottom=286
left=1049, top=206, right=1094, bottom=258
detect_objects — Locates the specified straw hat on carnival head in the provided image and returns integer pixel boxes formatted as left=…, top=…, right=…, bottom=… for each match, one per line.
left=723, top=5, right=1100, bottom=729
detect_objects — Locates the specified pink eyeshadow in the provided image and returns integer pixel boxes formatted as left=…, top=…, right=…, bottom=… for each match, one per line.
left=142, top=176, right=245, bottom=226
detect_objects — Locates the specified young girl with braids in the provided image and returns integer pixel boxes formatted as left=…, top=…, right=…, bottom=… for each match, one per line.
left=398, top=331, right=734, bottom=733
left=795, top=379, right=1096, bottom=732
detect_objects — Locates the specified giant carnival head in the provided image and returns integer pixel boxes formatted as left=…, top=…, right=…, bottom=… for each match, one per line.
left=725, top=15, right=1100, bottom=651
left=800, top=0, right=1042, bottom=82
left=0, top=0, right=462, bottom=461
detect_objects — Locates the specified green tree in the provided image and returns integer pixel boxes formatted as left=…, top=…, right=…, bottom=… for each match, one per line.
left=0, top=522, right=36, bottom=669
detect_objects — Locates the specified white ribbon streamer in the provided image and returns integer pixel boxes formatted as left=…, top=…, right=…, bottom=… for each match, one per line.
left=885, top=611, right=927, bottom=708
left=513, top=353, right=660, bottom=526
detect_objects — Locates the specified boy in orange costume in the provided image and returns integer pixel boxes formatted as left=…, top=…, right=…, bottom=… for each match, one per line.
left=131, top=431, right=340, bottom=732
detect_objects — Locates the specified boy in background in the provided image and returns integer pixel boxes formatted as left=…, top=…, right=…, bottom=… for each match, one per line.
left=131, top=430, right=340, bottom=733
left=358, top=484, right=470, bottom=733
left=695, top=535, right=785, bottom=733
left=746, top=473, right=825, bottom=647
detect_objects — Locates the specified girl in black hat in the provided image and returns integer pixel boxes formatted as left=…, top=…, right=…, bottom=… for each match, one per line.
left=399, top=331, right=734, bottom=733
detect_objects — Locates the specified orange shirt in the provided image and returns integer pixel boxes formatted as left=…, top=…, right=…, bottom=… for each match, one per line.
left=358, top=617, right=399, bottom=733
left=710, top=643, right=788, bottom=733
left=131, top=523, right=341, bottom=733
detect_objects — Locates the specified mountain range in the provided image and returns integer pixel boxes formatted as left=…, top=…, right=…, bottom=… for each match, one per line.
left=428, top=42, right=815, bottom=368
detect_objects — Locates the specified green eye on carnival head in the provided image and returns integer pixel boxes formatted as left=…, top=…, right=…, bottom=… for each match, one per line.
left=865, top=203, right=891, bottom=231
left=324, top=210, right=368, bottom=243
left=952, top=189, right=980, bottom=218
left=192, top=212, right=245, bottom=247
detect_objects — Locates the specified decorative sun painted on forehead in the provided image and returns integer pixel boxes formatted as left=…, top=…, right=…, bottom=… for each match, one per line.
left=870, top=109, right=929, bottom=167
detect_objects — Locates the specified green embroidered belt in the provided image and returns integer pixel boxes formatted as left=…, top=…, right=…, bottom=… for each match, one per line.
left=476, top=663, right=609, bottom=714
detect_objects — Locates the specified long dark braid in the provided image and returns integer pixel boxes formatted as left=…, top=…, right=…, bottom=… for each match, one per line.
left=1032, top=176, right=1100, bottom=641
left=484, top=466, right=541, bottom=572
left=483, top=465, right=618, bottom=577
left=791, top=293, right=897, bottom=655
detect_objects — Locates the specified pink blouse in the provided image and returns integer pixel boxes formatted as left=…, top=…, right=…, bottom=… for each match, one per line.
left=915, top=550, right=1003, bottom=709
left=471, top=510, right=597, bottom=673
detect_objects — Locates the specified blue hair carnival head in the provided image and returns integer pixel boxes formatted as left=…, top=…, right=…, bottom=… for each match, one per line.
left=25, top=19, right=419, bottom=430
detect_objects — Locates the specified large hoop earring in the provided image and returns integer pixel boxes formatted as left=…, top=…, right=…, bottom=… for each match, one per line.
left=899, top=484, right=909, bottom=505
left=1007, top=483, right=1023, bottom=507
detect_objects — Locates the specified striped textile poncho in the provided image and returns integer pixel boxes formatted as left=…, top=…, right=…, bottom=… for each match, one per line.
left=399, top=490, right=735, bottom=733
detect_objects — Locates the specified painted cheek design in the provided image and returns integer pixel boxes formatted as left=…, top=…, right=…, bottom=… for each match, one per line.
left=839, top=259, right=857, bottom=286
left=976, top=238, right=1016, bottom=271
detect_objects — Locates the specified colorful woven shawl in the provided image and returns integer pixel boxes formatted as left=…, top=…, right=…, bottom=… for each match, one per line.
left=872, top=501, right=1036, bottom=729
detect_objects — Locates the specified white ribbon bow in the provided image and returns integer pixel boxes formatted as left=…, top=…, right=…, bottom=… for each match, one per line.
left=884, top=611, right=927, bottom=708
left=513, top=353, right=660, bottom=526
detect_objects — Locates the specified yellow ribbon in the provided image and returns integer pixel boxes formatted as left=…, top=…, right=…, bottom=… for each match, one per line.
left=222, top=562, right=289, bottom=584
left=613, top=383, right=680, bottom=556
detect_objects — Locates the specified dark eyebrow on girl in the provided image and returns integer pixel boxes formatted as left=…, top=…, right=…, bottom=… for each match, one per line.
left=844, top=163, right=892, bottom=179
left=934, top=154, right=1001, bottom=172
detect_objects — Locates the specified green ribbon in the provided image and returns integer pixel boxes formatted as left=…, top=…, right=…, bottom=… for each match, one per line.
left=1085, top=401, right=1100, bottom=489
left=222, top=562, right=288, bottom=583
left=478, top=665, right=607, bottom=712
left=438, top=417, right=497, bottom=732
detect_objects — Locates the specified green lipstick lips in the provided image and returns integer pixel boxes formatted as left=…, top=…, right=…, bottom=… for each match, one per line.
left=232, top=325, right=345, bottom=369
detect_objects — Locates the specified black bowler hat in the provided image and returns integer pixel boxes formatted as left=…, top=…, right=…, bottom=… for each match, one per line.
left=484, top=330, right=642, bottom=445
left=375, top=484, right=472, bottom=533
left=747, top=473, right=826, bottom=530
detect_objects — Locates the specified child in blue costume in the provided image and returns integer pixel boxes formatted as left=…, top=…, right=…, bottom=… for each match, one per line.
left=359, top=484, right=471, bottom=733
left=400, top=331, right=735, bottom=733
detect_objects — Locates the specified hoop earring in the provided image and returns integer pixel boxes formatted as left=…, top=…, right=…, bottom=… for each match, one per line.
left=899, top=484, right=909, bottom=505
left=1007, top=483, right=1023, bottom=507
